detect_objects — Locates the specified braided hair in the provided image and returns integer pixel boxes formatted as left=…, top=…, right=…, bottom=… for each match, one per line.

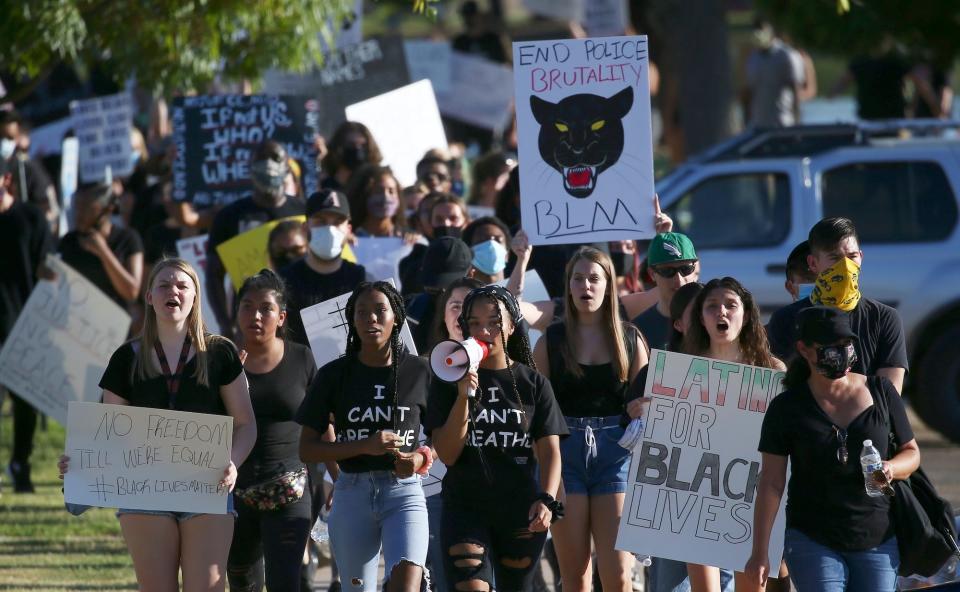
left=343, top=281, right=408, bottom=433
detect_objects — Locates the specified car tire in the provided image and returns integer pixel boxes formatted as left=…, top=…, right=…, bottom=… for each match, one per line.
left=912, top=324, right=960, bottom=444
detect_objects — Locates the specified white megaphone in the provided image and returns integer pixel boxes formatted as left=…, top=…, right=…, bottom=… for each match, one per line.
left=430, top=338, right=490, bottom=397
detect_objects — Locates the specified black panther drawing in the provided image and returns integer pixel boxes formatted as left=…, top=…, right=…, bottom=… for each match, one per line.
left=530, top=86, right=634, bottom=198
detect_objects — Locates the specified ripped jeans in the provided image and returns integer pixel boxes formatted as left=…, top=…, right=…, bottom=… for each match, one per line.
left=329, top=471, right=429, bottom=591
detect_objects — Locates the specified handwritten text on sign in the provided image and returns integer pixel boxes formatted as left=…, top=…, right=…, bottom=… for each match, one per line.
left=64, top=402, right=233, bottom=514
left=69, top=92, right=134, bottom=183
left=615, top=350, right=788, bottom=572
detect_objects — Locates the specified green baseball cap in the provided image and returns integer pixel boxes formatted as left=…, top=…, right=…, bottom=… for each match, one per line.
left=647, top=232, right=697, bottom=266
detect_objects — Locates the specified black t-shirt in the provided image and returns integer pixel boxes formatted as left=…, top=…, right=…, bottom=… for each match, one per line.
left=58, top=226, right=144, bottom=307
left=208, top=197, right=305, bottom=251
left=424, top=363, right=569, bottom=502
left=295, top=352, right=430, bottom=474
left=11, top=157, right=55, bottom=211
left=632, top=305, right=671, bottom=352
left=99, top=337, right=244, bottom=415
left=850, top=54, right=911, bottom=120
left=405, top=291, right=439, bottom=353
left=239, top=342, right=317, bottom=487
left=0, top=202, right=54, bottom=341
left=759, top=376, right=913, bottom=550
left=766, top=297, right=908, bottom=374
left=545, top=321, right=637, bottom=418
left=279, top=259, right=367, bottom=346
left=398, top=243, right=428, bottom=296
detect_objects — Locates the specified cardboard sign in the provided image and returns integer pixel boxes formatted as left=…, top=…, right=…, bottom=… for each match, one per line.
left=171, top=95, right=321, bottom=208
left=215, top=216, right=306, bottom=291
left=512, top=36, right=655, bottom=245
left=64, top=402, right=233, bottom=514
left=70, top=93, right=134, bottom=183
left=615, top=350, right=788, bottom=571
left=176, top=235, right=222, bottom=335
left=345, top=80, right=448, bottom=187
left=263, top=37, right=411, bottom=136
left=403, top=40, right=453, bottom=94
left=435, top=52, right=515, bottom=131
left=300, top=279, right=418, bottom=370
left=0, top=257, right=131, bottom=425
left=351, top=237, right=413, bottom=288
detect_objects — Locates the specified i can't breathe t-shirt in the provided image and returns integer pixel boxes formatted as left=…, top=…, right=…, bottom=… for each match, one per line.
left=295, top=351, right=430, bottom=473
left=424, top=363, right=568, bottom=502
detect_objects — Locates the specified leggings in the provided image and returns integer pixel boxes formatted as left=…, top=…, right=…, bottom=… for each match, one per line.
left=227, top=490, right=312, bottom=592
left=10, top=392, right=37, bottom=464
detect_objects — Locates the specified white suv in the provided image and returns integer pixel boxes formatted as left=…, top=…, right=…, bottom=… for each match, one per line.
left=654, top=121, right=960, bottom=441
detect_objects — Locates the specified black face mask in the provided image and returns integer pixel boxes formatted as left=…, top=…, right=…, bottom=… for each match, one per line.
left=611, top=251, right=633, bottom=277
left=815, top=343, right=858, bottom=379
left=271, top=250, right=304, bottom=270
left=433, top=226, right=462, bottom=240
left=341, top=145, right=368, bottom=169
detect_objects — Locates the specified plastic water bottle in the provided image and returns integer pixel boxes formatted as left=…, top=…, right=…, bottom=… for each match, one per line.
left=860, top=439, right=884, bottom=497
left=310, top=506, right=330, bottom=543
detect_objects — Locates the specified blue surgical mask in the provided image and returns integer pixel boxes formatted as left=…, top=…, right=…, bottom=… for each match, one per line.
left=472, top=239, right=508, bottom=276
left=1, top=139, right=16, bottom=160
left=797, top=283, right=815, bottom=302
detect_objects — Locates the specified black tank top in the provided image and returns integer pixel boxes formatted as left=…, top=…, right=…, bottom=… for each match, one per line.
left=545, top=321, right=637, bottom=418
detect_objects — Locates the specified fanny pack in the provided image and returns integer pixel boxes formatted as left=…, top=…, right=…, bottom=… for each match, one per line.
left=234, top=467, right=307, bottom=511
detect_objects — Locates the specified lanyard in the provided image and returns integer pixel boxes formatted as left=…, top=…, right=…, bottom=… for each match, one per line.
left=154, top=336, right=192, bottom=409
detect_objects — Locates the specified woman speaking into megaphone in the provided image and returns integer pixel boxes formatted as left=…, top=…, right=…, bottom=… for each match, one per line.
left=426, top=285, right=569, bottom=592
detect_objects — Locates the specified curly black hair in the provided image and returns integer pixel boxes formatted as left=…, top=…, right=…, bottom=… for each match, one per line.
left=236, top=269, right=289, bottom=339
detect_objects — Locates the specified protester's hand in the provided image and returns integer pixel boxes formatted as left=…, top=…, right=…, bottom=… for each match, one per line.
left=457, top=370, right=479, bottom=400
left=78, top=232, right=109, bottom=257
left=314, top=135, right=328, bottom=163
left=528, top=500, right=552, bottom=532
left=238, top=350, right=248, bottom=366
left=654, top=194, right=673, bottom=233
left=325, top=488, right=335, bottom=511
left=744, top=553, right=770, bottom=588
left=402, top=232, right=423, bottom=246
left=58, top=454, right=70, bottom=479
left=219, top=461, right=238, bottom=492
left=879, top=461, right=895, bottom=483
left=626, top=396, right=652, bottom=419
left=393, top=450, right=424, bottom=478
left=365, top=430, right=404, bottom=456
left=511, top=229, right=532, bottom=262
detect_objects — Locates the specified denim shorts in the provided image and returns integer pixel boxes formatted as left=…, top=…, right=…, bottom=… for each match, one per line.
left=116, top=493, right=236, bottom=521
left=560, top=415, right=631, bottom=495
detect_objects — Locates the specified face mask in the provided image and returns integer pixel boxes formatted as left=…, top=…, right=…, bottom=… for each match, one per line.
left=250, top=159, right=287, bottom=197
left=611, top=251, right=633, bottom=277
left=129, top=151, right=141, bottom=169
left=451, top=179, right=465, bottom=196
left=341, top=145, right=368, bottom=169
left=309, top=225, right=346, bottom=260
left=272, top=250, right=303, bottom=270
left=367, top=193, right=399, bottom=219
left=796, top=283, right=815, bottom=302
left=810, top=258, right=861, bottom=312
left=472, top=239, right=508, bottom=276
left=814, top=343, right=858, bottom=379
left=0, top=139, right=16, bottom=160
left=433, top=226, right=462, bottom=240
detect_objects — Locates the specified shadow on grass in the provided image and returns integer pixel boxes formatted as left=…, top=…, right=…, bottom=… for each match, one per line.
left=0, top=584, right=135, bottom=590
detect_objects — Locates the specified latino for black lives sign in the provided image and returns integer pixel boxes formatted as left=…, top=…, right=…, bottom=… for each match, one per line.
left=64, top=402, right=233, bottom=514
left=615, top=350, right=788, bottom=571
left=512, top=36, right=655, bottom=245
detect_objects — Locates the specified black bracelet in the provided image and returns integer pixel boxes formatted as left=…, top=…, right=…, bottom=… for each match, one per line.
left=536, top=492, right=565, bottom=521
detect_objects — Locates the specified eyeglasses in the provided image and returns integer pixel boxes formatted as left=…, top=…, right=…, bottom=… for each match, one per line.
left=833, top=425, right=849, bottom=464
left=652, top=263, right=697, bottom=279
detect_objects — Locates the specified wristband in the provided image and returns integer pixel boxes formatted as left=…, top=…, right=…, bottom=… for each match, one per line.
left=414, top=446, right=434, bottom=476
left=536, top=492, right=565, bottom=521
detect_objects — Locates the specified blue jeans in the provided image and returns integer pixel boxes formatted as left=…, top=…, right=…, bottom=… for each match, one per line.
left=784, top=528, right=899, bottom=592
left=116, top=494, right=236, bottom=521
left=560, top=416, right=631, bottom=495
left=329, top=471, right=429, bottom=592
left=647, top=558, right=734, bottom=592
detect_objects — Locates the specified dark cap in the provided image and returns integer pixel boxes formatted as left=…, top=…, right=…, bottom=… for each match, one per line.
left=306, top=189, right=350, bottom=219
left=421, top=237, right=472, bottom=290
left=796, top=306, right=857, bottom=344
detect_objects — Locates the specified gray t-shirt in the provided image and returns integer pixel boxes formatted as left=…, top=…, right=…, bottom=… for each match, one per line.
left=746, top=40, right=804, bottom=127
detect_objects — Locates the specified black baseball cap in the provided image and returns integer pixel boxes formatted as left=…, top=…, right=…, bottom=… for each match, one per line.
left=421, top=237, right=472, bottom=290
left=796, top=306, right=858, bottom=344
left=306, top=189, right=350, bottom=219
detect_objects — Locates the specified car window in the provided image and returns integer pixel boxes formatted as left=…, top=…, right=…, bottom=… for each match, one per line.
left=668, top=173, right=791, bottom=248
left=822, top=161, right=958, bottom=243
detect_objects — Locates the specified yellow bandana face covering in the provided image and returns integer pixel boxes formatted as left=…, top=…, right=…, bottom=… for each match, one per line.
left=810, top=258, right=861, bottom=312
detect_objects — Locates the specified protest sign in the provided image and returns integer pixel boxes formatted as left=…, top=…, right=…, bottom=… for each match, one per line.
left=215, top=216, right=306, bottom=291
left=59, top=136, right=80, bottom=236
left=585, top=0, right=630, bottom=37
left=512, top=36, right=655, bottom=245
left=300, top=279, right=418, bottom=370
left=263, top=37, right=411, bottom=136
left=320, top=0, right=364, bottom=52
left=176, top=235, right=222, bottom=335
left=345, top=80, right=447, bottom=187
left=28, top=116, right=73, bottom=158
left=171, top=95, right=321, bottom=208
left=0, top=256, right=131, bottom=425
left=70, top=93, right=134, bottom=183
left=64, top=402, right=233, bottom=514
left=403, top=40, right=453, bottom=94
left=435, top=52, right=514, bottom=131
left=495, top=270, right=549, bottom=348
left=351, top=237, right=413, bottom=288
left=615, top=350, right=788, bottom=571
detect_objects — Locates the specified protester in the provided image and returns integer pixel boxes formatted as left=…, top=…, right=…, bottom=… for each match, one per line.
left=467, top=152, right=512, bottom=209
left=452, top=0, right=508, bottom=64
left=741, top=18, right=804, bottom=128
left=631, top=232, right=700, bottom=351
left=462, top=216, right=511, bottom=284
left=268, top=219, right=309, bottom=271
left=533, top=247, right=648, bottom=592
left=406, top=236, right=473, bottom=352
left=416, top=155, right=454, bottom=194
left=228, top=270, right=317, bottom=592
left=345, top=164, right=407, bottom=238
left=296, top=281, right=431, bottom=592
left=609, top=239, right=641, bottom=296
left=427, top=285, right=568, bottom=592
left=285, top=158, right=305, bottom=200
left=430, top=277, right=485, bottom=348
left=746, top=306, right=920, bottom=592
left=207, top=140, right=305, bottom=334
left=320, top=122, right=383, bottom=192
left=667, top=281, right=705, bottom=353
left=0, top=155, right=54, bottom=493
left=399, top=193, right=469, bottom=296
left=59, top=258, right=257, bottom=591
left=766, top=217, right=908, bottom=392
left=783, top=240, right=816, bottom=302
left=0, top=110, right=59, bottom=227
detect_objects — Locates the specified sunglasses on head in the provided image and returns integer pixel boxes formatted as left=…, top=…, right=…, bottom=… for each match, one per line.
left=653, top=263, right=697, bottom=278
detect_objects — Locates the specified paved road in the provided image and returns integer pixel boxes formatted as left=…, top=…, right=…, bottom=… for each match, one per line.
left=906, top=406, right=960, bottom=508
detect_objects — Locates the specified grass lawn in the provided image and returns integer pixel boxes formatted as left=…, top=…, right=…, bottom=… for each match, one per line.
left=0, top=408, right=136, bottom=591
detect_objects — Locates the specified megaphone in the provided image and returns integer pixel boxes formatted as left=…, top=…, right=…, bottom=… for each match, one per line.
left=430, top=338, right=489, bottom=397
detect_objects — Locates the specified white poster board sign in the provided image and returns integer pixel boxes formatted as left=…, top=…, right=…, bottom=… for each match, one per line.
left=70, top=92, right=134, bottom=183
left=496, top=269, right=549, bottom=348
left=64, top=402, right=233, bottom=513
left=176, top=235, right=222, bottom=335
left=404, top=40, right=453, bottom=94
left=615, top=350, right=788, bottom=571
left=585, top=0, right=630, bottom=37
left=59, top=137, right=80, bottom=236
left=352, top=237, right=414, bottom=288
left=512, top=36, right=655, bottom=245
left=300, top=278, right=418, bottom=370
left=345, top=80, right=448, bottom=187
left=0, top=256, right=131, bottom=425
left=435, top=52, right=514, bottom=131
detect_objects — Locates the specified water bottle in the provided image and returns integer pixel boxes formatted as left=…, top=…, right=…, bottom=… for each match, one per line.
left=310, top=506, right=330, bottom=543
left=860, top=439, right=884, bottom=497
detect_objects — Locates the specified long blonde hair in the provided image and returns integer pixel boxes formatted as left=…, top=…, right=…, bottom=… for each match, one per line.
left=136, top=258, right=216, bottom=386
left=562, top=247, right=631, bottom=381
